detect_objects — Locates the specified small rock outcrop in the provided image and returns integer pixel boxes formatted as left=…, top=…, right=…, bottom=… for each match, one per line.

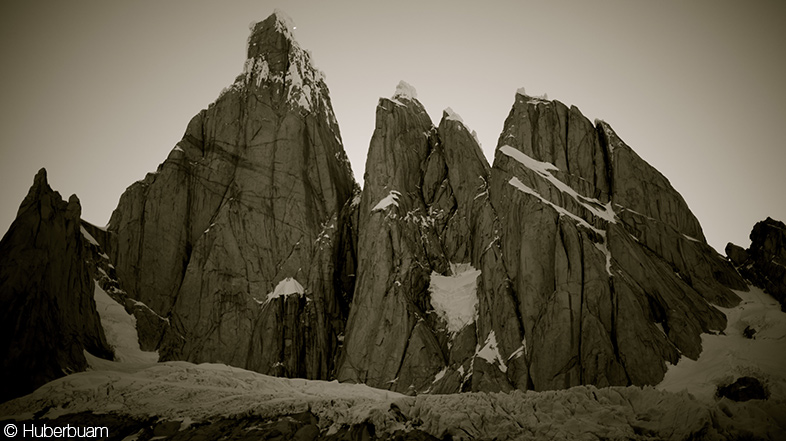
left=106, top=11, right=356, bottom=378
left=0, top=169, right=112, bottom=402
left=717, top=376, right=769, bottom=402
left=726, top=217, right=786, bottom=311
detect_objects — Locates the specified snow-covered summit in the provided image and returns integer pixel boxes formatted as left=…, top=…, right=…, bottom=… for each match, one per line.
left=272, top=8, right=296, bottom=35
left=225, top=10, right=329, bottom=114
left=515, top=86, right=548, bottom=102
left=443, top=107, right=464, bottom=123
left=393, top=80, right=418, bottom=100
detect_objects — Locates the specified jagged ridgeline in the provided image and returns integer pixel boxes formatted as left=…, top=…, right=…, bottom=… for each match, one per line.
left=0, top=10, right=748, bottom=401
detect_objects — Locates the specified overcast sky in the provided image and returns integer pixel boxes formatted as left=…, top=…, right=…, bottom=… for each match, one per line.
left=1, top=0, right=784, bottom=253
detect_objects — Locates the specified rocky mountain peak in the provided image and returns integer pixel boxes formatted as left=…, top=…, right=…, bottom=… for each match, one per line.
left=727, top=217, right=786, bottom=311
left=222, top=10, right=332, bottom=120
left=105, top=9, right=356, bottom=381
left=1, top=9, right=767, bottom=409
left=1, top=168, right=111, bottom=402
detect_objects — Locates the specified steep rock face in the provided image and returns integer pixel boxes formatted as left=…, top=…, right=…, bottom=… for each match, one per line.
left=338, top=88, right=747, bottom=393
left=337, top=87, right=524, bottom=393
left=107, top=11, right=355, bottom=378
left=488, top=91, right=746, bottom=390
left=726, top=217, right=786, bottom=311
left=81, top=220, right=169, bottom=352
left=0, top=169, right=112, bottom=402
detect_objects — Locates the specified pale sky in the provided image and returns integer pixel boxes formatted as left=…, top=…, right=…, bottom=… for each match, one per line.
left=1, top=0, right=784, bottom=254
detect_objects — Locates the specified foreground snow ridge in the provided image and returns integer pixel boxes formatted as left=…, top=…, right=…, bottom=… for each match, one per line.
left=2, top=357, right=782, bottom=440
left=429, top=263, right=481, bottom=335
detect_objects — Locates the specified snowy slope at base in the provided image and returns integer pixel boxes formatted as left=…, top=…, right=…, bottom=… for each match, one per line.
left=658, top=285, right=786, bottom=402
left=2, top=359, right=784, bottom=440
left=0, top=356, right=405, bottom=434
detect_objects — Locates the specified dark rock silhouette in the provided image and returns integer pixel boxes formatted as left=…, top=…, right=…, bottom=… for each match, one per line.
left=717, top=376, right=769, bottom=402
left=726, top=217, right=786, bottom=311
left=0, top=169, right=112, bottom=402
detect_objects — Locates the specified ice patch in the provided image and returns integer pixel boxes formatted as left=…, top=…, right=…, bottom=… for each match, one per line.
left=508, top=177, right=603, bottom=235
left=470, top=130, right=481, bottom=147
left=593, top=240, right=613, bottom=276
left=372, top=190, right=401, bottom=212
left=682, top=234, right=701, bottom=243
left=507, top=344, right=525, bottom=361
left=429, top=263, right=481, bottom=335
left=393, top=81, right=417, bottom=100
left=93, top=281, right=159, bottom=364
left=515, top=87, right=548, bottom=101
left=265, top=278, right=305, bottom=303
left=444, top=107, right=463, bottom=123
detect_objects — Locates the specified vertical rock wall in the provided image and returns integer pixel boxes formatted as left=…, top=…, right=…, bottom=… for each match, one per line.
left=107, top=12, right=356, bottom=379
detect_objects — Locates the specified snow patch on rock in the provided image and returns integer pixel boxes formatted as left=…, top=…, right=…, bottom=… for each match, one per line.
left=500, top=145, right=616, bottom=224
left=372, top=190, right=401, bottom=212
left=393, top=81, right=417, bottom=100
left=80, top=226, right=99, bottom=247
left=429, top=263, right=481, bottom=335
left=443, top=107, right=463, bottom=123
left=265, top=278, right=305, bottom=303
left=476, top=331, right=507, bottom=373
left=509, top=176, right=603, bottom=235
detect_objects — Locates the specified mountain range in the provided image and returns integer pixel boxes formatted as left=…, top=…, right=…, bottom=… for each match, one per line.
left=1, top=10, right=784, bottom=440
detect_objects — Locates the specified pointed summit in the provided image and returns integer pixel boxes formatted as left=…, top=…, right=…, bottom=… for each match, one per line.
left=227, top=9, right=330, bottom=117
left=107, top=9, right=356, bottom=380
left=1, top=170, right=112, bottom=402
left=247, top=9, right=298, bottom=57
